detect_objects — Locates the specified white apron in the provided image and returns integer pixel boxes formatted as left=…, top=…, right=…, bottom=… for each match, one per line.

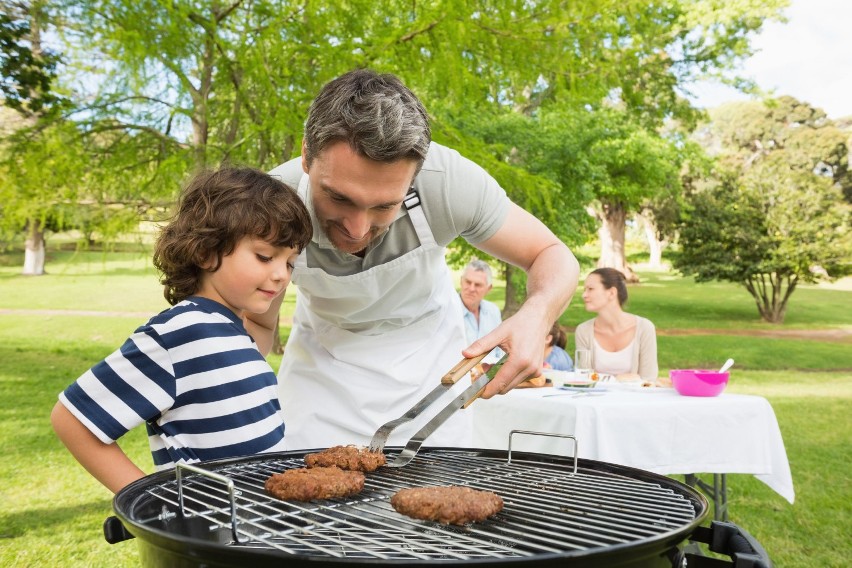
left=277, top=176, right=471, bottom=450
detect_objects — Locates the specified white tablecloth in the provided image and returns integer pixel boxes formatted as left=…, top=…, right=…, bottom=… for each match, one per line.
left=471, top=387, right=795, bottom=504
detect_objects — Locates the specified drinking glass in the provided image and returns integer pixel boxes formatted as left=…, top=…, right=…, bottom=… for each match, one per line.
left=574, top=349, right=592, bottom=380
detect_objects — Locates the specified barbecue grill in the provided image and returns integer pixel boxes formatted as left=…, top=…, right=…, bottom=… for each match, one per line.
left=105, top=443, right=772, bottom=567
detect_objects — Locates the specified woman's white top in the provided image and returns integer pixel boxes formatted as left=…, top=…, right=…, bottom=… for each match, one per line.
left=593, top=338, right=635, bottom=375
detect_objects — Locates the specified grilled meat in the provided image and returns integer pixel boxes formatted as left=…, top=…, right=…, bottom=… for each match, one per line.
left=304, top=445, right=386, bottom=472
left=390, top=486, right=503, bottom=525
left=264, top=466, right=365, bottom=501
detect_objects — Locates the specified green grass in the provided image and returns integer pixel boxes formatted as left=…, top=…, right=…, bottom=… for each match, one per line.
left=1, top=249, right=851, bottom=566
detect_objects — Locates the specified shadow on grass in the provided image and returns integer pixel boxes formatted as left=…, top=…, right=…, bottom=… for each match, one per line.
left=0, top=500, right=114, bottom=539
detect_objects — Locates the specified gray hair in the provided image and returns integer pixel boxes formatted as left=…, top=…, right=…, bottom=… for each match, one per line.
left=463, top=259, right=493, bottom=285
left=303, top=69, right=431, bottom=171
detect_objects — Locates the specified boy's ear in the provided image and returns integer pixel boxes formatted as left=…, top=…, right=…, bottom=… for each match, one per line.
left=199, top=253, right=217, bottom=271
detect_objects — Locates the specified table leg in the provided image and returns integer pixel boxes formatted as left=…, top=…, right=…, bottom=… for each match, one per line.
left=685, top=473, right=729, bottom=522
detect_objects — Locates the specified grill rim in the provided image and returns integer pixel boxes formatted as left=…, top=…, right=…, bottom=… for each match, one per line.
left=111, top=447, right=710, bottom=566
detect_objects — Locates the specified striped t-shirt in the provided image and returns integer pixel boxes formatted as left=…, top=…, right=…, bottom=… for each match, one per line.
left=59, top=296, right=286, bottom=470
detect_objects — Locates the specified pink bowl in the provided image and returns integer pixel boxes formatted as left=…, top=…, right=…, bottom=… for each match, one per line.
left=669, top=369, right=730, bottom=397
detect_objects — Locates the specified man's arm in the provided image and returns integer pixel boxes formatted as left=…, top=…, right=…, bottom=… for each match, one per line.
left=465, top=203, right=579, bottom=398
left=50, top=402, right=147, bottom=493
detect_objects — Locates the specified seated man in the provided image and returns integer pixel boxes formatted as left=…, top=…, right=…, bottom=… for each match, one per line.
left=458, top=259, right=505, bottom=364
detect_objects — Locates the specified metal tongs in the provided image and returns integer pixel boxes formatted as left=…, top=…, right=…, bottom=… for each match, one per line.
left=369, top=352, right=508, bottom=467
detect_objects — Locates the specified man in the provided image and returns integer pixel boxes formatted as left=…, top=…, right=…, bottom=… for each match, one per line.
left=458, top=259, right=504, bottom=364
left=247, top=69, right=579, bottom=450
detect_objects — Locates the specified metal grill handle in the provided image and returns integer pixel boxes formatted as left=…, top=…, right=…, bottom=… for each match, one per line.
left=176, top=462, right=245, bottom=544
left=507, top=430, right=578, bottom=475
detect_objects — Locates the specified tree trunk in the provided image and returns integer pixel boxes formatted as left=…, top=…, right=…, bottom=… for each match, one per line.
left=23, top=220, right=46, bottom=276
left=597, top=201, right=638, bottom=282
left=743, top=272, right=798, bottom=324
left=636, top=212, right=667, bottom=270
left=502, top=263, right=522, bottom=318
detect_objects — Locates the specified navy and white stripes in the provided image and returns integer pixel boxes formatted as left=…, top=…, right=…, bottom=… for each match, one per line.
left=59, top=296, right=286, bottom=470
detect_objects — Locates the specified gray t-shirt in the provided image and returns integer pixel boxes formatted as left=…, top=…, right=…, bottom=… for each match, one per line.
left=268, top=142, right=511, bottom=276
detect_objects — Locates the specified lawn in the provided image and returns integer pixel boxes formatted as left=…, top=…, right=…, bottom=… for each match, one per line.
left=1, top=248, right=850, bottom=566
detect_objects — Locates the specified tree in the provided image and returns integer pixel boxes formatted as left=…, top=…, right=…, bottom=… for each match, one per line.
left=676, top=97, right=852, bottom=323
left=3, top=0, right=788, bottom=283
left=0, top=0, right=72, bottom=274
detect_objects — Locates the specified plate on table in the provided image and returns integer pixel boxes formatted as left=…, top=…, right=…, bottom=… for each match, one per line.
left=596, top=380, right=667, bottom=392
left=544, top=370, right=596, bottom=388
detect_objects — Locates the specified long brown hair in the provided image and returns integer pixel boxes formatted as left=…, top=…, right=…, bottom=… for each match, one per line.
left=153, top=167, right=312, bottom=305
left=590, top=267, right=628, bottom=306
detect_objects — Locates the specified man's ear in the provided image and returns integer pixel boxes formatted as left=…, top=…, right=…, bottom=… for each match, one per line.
left=301, top=139, right=309, bottom=174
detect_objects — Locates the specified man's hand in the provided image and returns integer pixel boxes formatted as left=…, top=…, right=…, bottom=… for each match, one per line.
left=462, top=305, right=552, bottom=398
left=464, top=203, right=580, bottom=398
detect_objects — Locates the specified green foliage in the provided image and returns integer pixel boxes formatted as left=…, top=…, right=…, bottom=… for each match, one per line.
left=0, top=3, right=66, bottom=116
left=1, top=0, right=789, bottom=275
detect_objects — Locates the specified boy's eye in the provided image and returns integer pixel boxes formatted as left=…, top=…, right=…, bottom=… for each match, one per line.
left=287, top=262, right=295, bottom=271
left=256, top=254, right=272, bottom=263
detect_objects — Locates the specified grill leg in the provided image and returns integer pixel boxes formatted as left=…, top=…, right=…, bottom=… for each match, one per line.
left=684, top=473, right=729, bottom=522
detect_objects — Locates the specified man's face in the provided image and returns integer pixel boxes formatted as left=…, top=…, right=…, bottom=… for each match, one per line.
left=303, top=141, right=418, bottom=255
left=460, top=269, right=492, bottom=312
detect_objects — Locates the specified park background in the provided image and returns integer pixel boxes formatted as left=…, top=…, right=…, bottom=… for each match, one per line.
left=1, top=1, right=851, bottom=566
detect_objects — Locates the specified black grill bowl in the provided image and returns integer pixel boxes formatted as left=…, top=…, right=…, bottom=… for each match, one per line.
left=109, top=447, right=712, bottom=568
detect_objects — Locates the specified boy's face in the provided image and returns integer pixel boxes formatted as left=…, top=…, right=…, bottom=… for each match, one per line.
left=303, top=140, right=417, bottom=255
left=196, top=236, right=300, bottom=316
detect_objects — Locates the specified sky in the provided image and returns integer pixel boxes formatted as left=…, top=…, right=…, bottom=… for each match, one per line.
left=687, top=0, right=852, bottom=119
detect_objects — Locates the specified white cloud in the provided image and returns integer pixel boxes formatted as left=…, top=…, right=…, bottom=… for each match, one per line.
left=688, top=0, right=852, bottom=118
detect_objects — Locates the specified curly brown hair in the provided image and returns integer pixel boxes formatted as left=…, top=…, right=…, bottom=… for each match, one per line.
left=153, top=167, right=313, bottom=306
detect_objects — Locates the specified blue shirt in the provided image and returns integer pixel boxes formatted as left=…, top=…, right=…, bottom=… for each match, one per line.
left=545, top=345, right=574, bottom=371
left=59, top=297, right=287, bottom=470
left=459, top=295, right=505, bottom=363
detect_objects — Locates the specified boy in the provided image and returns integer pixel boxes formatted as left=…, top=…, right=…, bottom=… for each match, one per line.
left=50, top=167, right=312, bottom=493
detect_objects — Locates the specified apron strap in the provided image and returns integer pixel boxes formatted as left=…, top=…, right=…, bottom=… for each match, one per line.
left=403, top=187, right=437, bottom=248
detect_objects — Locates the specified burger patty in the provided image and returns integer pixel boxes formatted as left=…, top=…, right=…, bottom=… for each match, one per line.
left=304, top=445, right=386, bottom=472
left=390, top=486, right=504, bottom=525
left=264, top=466, right=365, bottom=501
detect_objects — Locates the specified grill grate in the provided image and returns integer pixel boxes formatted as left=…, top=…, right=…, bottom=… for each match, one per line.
left=133, top=449, right=700, bottom=561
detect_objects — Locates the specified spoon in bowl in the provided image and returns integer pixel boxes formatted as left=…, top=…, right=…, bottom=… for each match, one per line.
left=718, top=358, right=735, bottom=373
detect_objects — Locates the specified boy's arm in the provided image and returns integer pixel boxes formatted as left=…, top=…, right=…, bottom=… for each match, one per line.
left=50, top=402, right=147, bottom=494
left=243, top=289, right=286, bottom=356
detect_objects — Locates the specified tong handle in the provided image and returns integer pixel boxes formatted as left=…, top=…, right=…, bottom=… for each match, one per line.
left=441, top=353, right=489, bottom=384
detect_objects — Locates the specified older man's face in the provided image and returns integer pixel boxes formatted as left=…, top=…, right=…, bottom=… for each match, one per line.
left=460, top=269, right=492, bottom=313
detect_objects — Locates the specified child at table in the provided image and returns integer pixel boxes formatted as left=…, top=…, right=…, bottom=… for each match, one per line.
left=50, top=167, right=312, bottom=493
left=543, top=321, right=573, bottom=371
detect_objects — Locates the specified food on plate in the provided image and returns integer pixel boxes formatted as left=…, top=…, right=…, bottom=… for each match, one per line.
left=304, top=445, right=386, bottom=471
left=264, top=466, right=365, bottom=501
left=516, top=374, right=547, bottom=388
left=390, top=485, right=504, bottom=525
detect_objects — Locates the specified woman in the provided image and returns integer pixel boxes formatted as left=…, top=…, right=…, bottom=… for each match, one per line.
left=575, top=268, right=658, bottom=382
